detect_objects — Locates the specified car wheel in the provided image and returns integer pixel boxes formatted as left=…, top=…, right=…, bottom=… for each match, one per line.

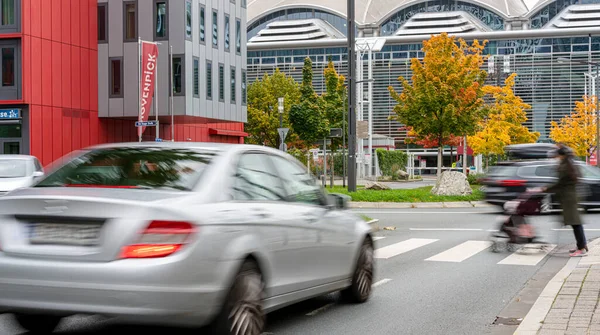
left=342, top=238, right=374, bottom=303
left=212, top=260, right=265, bottom=335
left=14, top=314, right=61, bottom=333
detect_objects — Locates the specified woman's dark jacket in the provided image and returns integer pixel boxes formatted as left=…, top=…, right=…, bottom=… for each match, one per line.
left=546, top=158, right=582, bottom=226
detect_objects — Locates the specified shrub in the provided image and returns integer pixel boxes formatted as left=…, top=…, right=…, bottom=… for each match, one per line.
left=376, top=149, right=408, bottom=178
left=467, top=173, right=486, bottom=185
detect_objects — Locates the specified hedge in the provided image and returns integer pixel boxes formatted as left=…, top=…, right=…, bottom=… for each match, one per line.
left=376, top=149, right=408, bottom=179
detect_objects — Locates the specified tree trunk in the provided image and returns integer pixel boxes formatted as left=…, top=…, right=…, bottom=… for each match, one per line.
left=462, top=136, right=468, bottom=175
left=437, top=146, right=443, bottom=177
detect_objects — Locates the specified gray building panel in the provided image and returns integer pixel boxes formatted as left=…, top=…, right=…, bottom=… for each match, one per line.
left=108, top=1, right=124, bottom=57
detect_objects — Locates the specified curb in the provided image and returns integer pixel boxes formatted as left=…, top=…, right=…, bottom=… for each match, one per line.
left=349, top=201, right=495, bottom=209
left=513, top=237, right=600, bottom=335
left=367, top=219, right=380, bottom=232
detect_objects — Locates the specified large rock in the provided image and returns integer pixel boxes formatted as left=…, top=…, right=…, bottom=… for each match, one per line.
left=431, top=171, right=472, bottom=196
left=395, top=169, right=409, bottom=180
left=365, top=182, right=391, bottom=190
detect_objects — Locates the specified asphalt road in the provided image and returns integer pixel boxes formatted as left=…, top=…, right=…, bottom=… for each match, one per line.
left=1, top=208, right=599, bottom=335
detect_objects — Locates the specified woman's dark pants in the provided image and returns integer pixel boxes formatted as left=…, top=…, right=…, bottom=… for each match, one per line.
left=572, top=225, right=587, bottom=250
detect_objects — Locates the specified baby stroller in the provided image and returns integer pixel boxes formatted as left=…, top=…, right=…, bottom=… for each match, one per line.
left=490, top=190, right=552, bottom=253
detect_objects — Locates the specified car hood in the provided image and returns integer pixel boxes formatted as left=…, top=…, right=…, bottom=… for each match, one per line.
left=0, top=177, right=34, bottom=192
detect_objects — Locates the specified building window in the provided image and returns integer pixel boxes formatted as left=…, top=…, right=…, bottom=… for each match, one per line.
left=2, top=47, right=13, bottom=87
left=98, top=3, right=108, bottom=43
left=154, top=0, right=168, bottom=40
left=242, top=69, right=246, bottom=105
left=172, top=56, right=184, bottom=96
left=242, top=0, right=246, bottom=9
left=225, top=14, right=230, bottom=52
left=230, top=67, right=236, bottom=104
left=193, top=57, right=199, bottom=97
left=109, top=58, right=123, bottom=98
left=185, top=0, right=192, bottom=40
left=1, top=0, right=14, bottom=26
left=212, top=10, right=218, bottom=48
left=206, top=60, right=212, bottom=100
left=236, top=19, right=241, bottom=54
left=219, top=63, right=224, bottom=102
left=200, top=5, right=205, bottom=44
left=124, top=1, right=137, bottom=42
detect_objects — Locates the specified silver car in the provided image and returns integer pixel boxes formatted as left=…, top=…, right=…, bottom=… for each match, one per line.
left=0, top=155, right=44, bottom=196
left=0, top=142, right=374, bottom=334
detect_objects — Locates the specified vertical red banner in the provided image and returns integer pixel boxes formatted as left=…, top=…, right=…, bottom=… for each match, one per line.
left=138, top=41, right=159, bottom=137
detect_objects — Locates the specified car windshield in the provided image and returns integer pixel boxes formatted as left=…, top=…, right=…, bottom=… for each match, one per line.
left=0, top=160, right=28, bottom=178
left=35, top=147, right=217, bottom=191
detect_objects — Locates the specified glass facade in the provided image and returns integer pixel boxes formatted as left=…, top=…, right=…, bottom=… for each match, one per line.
left=248, top=8, right=351, bottom=39
left=248, top=36, right=600, bottom=145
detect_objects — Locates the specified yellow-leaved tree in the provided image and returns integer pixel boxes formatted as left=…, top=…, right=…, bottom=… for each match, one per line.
left=550, top=96, right=597, bottom=158
left=469, top=73, right=539, bottom=166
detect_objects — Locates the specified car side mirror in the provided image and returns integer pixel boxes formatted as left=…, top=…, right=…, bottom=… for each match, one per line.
left=32, top=171, right=44, bottom=178
left=328, top=193, right=350, bottom=210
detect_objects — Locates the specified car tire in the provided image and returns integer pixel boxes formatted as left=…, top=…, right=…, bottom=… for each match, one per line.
left=14, top=314, right=61, bottom=333
left=341, top=238, right=374, bottom=303
left=212, top=260, right=265, bottom=335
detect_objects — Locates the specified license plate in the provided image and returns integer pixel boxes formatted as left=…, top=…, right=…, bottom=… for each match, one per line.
left=28, top=223, right=102, bottom=246
left=484, top=187, right=505, bottom=193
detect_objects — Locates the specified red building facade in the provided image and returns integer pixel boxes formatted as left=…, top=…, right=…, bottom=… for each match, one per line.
left=0, top=0, right=246, bottom=167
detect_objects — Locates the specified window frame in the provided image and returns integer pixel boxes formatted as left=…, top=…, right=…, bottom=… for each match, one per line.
left=199, top=4, right=206, bottom=44
left=236, top=18, right=241, bottom=55
left=230, top=66, right=236, bottom=104
left=193, top=57, right=199, bottom=98
left=241, top=0, right=246, bottom=9
left=212, top=9, right=218, bottom=49
left=123, top=0, right=138, bottom=42
left=218, top=63, right=225, bottom=102
left=109, top=57, right=123, bottom=98
left=0, top=40, right=19, bottom=100
left=241, top=69, right=247, bottom=105
left=224, top=13, right=230, bottom=52
left=97, top=3, right=108, bottom=43
left=0, top=0, right=19, bottom=33
left=269, top=154, right=328, bottom=207
left=206, top=60, right=213, bottom=100
left=185, top=0, right=192, bottom=41
left=171, top=54, right=185, bottom=97
left=153, top=0, right=169, bottom=41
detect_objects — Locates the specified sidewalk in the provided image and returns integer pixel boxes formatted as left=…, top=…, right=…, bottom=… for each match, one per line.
left=349, top=201, right=494, bottom=209
left=515, top=239, right=600, bottom=335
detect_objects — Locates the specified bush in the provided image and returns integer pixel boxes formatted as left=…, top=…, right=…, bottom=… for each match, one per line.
left=467, top=173, right=486, bottom=185
left=376, top=149, right=408, bottom=179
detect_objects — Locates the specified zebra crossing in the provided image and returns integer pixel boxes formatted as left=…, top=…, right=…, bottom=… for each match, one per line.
left=373, top=236, right=556, bottom=266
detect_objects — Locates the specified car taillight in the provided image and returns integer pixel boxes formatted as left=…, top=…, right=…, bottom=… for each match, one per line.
left=500, top=180, right=526, bottom=187
left=120, top=220, right=196, bottom=259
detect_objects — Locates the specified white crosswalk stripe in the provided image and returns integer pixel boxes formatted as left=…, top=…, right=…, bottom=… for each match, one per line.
left=373, top=236, right=386, bottom=241
left=374, top=238, right=438, bottom=259
left=425, top=241, right=493, bottom=263
left=497, top=244, right=556, bottom=266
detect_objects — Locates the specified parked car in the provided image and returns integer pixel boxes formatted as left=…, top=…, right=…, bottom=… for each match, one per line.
left=0, top=155, right=44, bottom=196
left=0, top=142, right=374, bottom=334
left=482, top=144, right=600, bottom=212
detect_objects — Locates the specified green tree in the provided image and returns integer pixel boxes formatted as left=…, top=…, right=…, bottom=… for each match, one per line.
left=321, top=60, right=347, bottom=177
left=389, top=33, right=489, bottom=176
left=289, top=57, right=330, bottom=148
left=246, top=69, right=300, bottom=147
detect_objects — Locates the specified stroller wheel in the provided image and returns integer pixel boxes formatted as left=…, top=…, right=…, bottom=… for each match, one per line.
left=491, top=241, right=506, bottom=253
left=508, top=243, right=521, bottom=252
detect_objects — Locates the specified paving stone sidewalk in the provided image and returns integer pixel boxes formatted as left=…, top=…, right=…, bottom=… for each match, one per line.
left=538, top=245, right=600, bottom=335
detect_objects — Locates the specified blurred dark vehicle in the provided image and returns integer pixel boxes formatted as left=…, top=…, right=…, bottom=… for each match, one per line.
left=481, top=144, right=600, bottom=212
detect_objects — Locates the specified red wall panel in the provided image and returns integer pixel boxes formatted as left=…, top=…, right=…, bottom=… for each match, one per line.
left=41, top=106, right=53, bottom=166
left=70, top=0, right=80, bottom=47
left=41, top=40, right=52, bottom=106
left=30, top=0, right=41, bottom=38
left=21, top=35, right=30, bottom=102
left=61, top=0, right=71, bottom=45
left=81, top=113, right=90, bottom=148
left=30, top=37, right=41, bottom=105
left=88, top=0, right=97, bottom=49
left=40, top=0, right=51, bottom=40
left=51, top=0, right=61, bottom=42
left=71, top=111, right=81, bottom=150
left=52, top=107, right=62, bottom=160
left=29, top=105, right=42, bottom=161
left=61, top=43, right=72, bottom=109
left=80, top=0, right=89, bottom=49
left=62, top=110, right=72, bottom=158
left=51, top=41, right=61, bottom=107
left=71, top=47, right=81, bottom=109
left=80, top=48, right=90, bottom=111
left=22, top=0, right=30, bottom=36
left=89, top=48, right=98, bottom=112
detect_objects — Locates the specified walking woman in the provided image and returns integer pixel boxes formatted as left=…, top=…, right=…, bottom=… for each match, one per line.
left=545, top=144, right=588, bottom=257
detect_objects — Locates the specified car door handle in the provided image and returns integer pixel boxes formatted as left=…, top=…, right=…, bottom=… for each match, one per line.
left=251, top=208, right=271, bottom=218
left=302, top=213, right=318, bottom=223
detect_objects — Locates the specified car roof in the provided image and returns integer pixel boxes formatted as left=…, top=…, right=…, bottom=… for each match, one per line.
left=498, top=159, right=585, bottom=167
left=84, top=142, right=287, bottom=156
left=0, top=155, right=36, bottom=160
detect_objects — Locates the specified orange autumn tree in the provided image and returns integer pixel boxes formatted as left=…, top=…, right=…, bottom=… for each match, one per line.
left=469, top=73, right=539, bottom=165
left=550, top=96, right=597, bottom=158
left=389, top=33, right=488, bottom=176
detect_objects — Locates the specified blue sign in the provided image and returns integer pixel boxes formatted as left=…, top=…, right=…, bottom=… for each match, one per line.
left=155, top=138, right=163, bottom=142
left=0, top=109, right=20, bottom=119
left=135, top=120, right=158, bottom=127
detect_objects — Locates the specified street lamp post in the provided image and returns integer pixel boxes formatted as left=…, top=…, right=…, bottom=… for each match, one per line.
left=347, top=0, right=357, bottom=192
left=558, top=57, right=600, bottom=167
left=278, top=97, right=284, bottom=129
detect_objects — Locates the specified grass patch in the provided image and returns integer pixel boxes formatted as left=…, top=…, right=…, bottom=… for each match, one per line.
left=327, top=185, right=484, bottom=203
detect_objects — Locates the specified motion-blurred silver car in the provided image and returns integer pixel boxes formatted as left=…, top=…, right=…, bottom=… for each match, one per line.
left=0, top=155, right=44, bottom=196
left=0, top=143, right=374, bottom=334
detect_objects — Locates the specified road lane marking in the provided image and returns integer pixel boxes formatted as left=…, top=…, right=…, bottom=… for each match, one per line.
left=356, top=211, right=498, bottom=214
left=374, top=238, right=438, bottom=259
left=552, top=228, right=600, bottom=231
left=497, top=245, right=557, bottom=266
left=409, top=228, right=483, bottom=231
left=306, top=303, right=335, bottom=316
left=425, top=240, right=493, bottom=262
left=373, top=236, right=386, bottom=241
left=372, top=278, right=392, bottom=287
